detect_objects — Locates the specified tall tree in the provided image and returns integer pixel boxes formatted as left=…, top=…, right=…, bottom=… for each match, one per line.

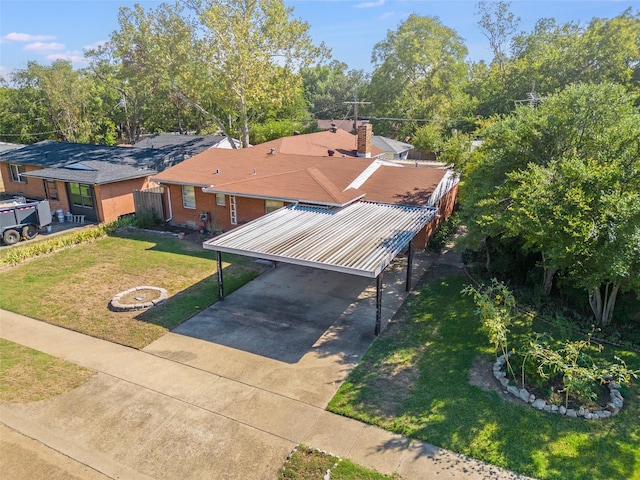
left=471, top=8, right=640, bottom=116
left=301, top=61, right=369, bottom=121
left=367, top=14, right=472, bottom=138
left=2, top=61, right=113, bottom=144
left=476, top=0, right=519, bottom=74
left=186, top=0, right=329, bottom=146
left=461, top=83, right=640, bottom=325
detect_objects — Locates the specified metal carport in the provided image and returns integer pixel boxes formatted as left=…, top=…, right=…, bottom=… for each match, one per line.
left=203, top=201, right=436, bottom=334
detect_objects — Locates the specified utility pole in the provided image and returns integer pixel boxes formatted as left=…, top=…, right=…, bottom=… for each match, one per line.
left=343, top=86, right=371, bottom=133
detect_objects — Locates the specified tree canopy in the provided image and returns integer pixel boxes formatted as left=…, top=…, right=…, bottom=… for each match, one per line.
left=461, top=83, right=640, bottom=325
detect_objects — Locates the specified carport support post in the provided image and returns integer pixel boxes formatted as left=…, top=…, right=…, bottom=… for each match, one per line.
left=375, top=272, right=383, bottom=335
left=216, top=251, right=224, bottom=301
left=405, top=240, right=413, bottom=292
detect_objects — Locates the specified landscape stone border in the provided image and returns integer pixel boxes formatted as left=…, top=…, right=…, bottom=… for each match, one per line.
left=493, top=354, right=624, bottom=419
left=110, top=286, right=168, bottom=311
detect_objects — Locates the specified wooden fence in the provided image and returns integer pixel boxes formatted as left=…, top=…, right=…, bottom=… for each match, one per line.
left=133, top=186, right=165, bottom=220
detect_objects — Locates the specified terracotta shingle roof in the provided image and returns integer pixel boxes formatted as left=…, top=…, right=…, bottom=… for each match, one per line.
left=263, top=129, right=384, bottom=157
left=152, top=131, right=449, bottom=207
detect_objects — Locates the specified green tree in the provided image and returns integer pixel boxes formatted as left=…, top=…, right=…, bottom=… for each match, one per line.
left=470, top=8, right=640, bottom=117
left=461, top=83, right=640, bottom=325
left=301, top=61, right=369, bottom=122
left=2, top=61, right=114, bottom=144
left=367, top=14, right=472, bottom=138
left=187, top=0, right=329, bottom=147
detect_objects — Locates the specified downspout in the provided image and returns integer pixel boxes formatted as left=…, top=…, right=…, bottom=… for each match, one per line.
left=165, top=185, right=173, bottom=222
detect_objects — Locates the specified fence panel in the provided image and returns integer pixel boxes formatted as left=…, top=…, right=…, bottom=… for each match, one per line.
left=133, top=187, right=165, bottom=220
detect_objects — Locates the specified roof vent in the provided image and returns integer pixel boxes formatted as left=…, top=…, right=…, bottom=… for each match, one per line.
left=253, top=168, right=256, bottom=175
left=328, top=149, right=335, bottom=157
left=330, top=126, right=337, bottom=133
left=215, top=169, right=220, bottom=174
left=269, top=148, right=276, bottom=154
left=293, top=131, right=300, bottom=135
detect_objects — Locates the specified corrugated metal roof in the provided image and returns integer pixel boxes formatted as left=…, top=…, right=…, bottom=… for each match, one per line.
left=203, top=202, right=436, bottom=277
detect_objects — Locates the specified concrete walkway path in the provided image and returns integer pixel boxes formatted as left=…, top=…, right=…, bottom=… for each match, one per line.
left=1, top=253, right=530, bottom=479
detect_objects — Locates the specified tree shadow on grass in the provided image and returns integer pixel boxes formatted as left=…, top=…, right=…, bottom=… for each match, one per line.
left=328, top=275, right=640, bottom=480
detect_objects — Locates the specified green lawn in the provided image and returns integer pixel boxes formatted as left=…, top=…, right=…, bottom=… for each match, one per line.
left=0, top=232, right=266, bottom=348
left=328, top=275, right=640, bottom=480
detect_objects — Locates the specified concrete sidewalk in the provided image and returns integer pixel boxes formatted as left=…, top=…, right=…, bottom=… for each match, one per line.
left=1, top=252, right=530, bottom=479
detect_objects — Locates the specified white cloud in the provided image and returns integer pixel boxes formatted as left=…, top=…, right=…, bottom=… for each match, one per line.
left=83, top=40, right=107, bottom=51
left=2, top=32, right=56, bottom=43
left=0, top=66, right=10, bottom=79
left=24, top=42, right=65, bottom=53
left=45, top=52, right=88, bottom=66
left=378, top=11, right=395, bottom=20
left=355, top=0, right=384, bottom=8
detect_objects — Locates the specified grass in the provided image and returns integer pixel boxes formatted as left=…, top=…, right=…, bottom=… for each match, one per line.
left=327, top=275, right=640, bottom=480
left=0, top=232, right=267, bottom=349
left=0, top=338, right=94, bottom=403
left=279, top=445, right=398, bottom=480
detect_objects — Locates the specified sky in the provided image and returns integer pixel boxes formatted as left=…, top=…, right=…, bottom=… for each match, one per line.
left=0, top=0, right=636, bottom=80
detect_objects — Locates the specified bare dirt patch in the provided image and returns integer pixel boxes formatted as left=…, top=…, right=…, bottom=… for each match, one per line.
left=468, top=356, right=516, bottom=403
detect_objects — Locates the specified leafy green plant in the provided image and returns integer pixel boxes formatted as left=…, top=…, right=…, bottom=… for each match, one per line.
left=527, top=333, right=639, bottom=408
left=133, top=211, right=162, bottom=229
left=462, top=278, right=516, bottom=378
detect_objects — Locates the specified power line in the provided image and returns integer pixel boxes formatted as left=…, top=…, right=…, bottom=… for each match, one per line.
left=0, top=130, right=60, bottom=137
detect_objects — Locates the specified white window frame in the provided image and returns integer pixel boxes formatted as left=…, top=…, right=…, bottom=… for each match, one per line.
left=215, top=193, right=226, bottom=206
left=9, top=164, right=27, bottom=183
left=182, top=185, right=196, bottom=209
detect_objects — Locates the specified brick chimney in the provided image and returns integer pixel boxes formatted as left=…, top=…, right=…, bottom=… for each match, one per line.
left=357, top=124, right=372, bottom=158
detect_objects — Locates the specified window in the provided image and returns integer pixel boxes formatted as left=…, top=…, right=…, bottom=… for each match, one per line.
left=69, top=183, right=93, bottom=208
left=9, top=164, right=27, bottom=183
left=215, top=193, right=226, bottom=206
left=182, top=185, right=196, bottom=209
left=44, top=180, right=58, bottom=200
left=265, top=200, right=284, bottom=214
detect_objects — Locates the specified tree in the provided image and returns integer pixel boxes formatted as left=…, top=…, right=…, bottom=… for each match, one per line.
left=461, top=83, right=640, bottom=325
left=367, top=14, right=472, bottom=138
left=186, top=0, right=329, bottom=146
left=476, top=0, right=520, bottom=74
left=86, top=3, right=199, bottom=143
left=470, top=8, right=640, bottom=117
left=301, top=61, right=369, bottom=121
left=2, top=61, right=114, bottom=144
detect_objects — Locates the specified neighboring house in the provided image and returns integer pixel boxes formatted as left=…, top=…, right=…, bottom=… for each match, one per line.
left=0, top=135, right=222, bottom=223
left=131, top=133, right=242, bottom=152
left=372, top=135, right=414, bottom=160
left=152, top=125, right=458, bottom=248
left=0, top=143, right=25, bottom=193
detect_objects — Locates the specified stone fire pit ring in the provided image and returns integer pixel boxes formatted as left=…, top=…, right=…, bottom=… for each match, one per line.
left=110, top=286, right=168, bottom=311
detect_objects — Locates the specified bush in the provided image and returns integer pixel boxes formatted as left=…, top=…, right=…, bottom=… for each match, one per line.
left=0, top=216, right=135, bottom=267
left=427, top=212, right=461, bottom=253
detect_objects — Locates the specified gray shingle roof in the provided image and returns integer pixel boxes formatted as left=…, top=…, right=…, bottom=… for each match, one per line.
left=21, top=160, right=155, bottom=185
left=372, top=136, right=414, bottom=154
left=0, top=136, right=220, bottom=185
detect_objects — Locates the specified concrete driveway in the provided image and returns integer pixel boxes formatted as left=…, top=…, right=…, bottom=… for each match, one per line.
left=143, top=254, right=432, bottom=407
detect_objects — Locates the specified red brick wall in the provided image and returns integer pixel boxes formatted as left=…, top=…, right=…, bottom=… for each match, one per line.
left=166, top=185, right=216, bottom=229
left=164, top=184, right=287, bottom=231
left=1, top=164, right=47, bottom=199
left=236, top=197, right=268, bottom=225
left=413, top=183, right=459, bottom=249
left=96, top=177, right=150, bottom=223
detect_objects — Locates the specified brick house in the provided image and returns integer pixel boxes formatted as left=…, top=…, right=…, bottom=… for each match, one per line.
left=152, top=125, right=458, bottom=248
left=0, top=135, right=225, bottom=223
